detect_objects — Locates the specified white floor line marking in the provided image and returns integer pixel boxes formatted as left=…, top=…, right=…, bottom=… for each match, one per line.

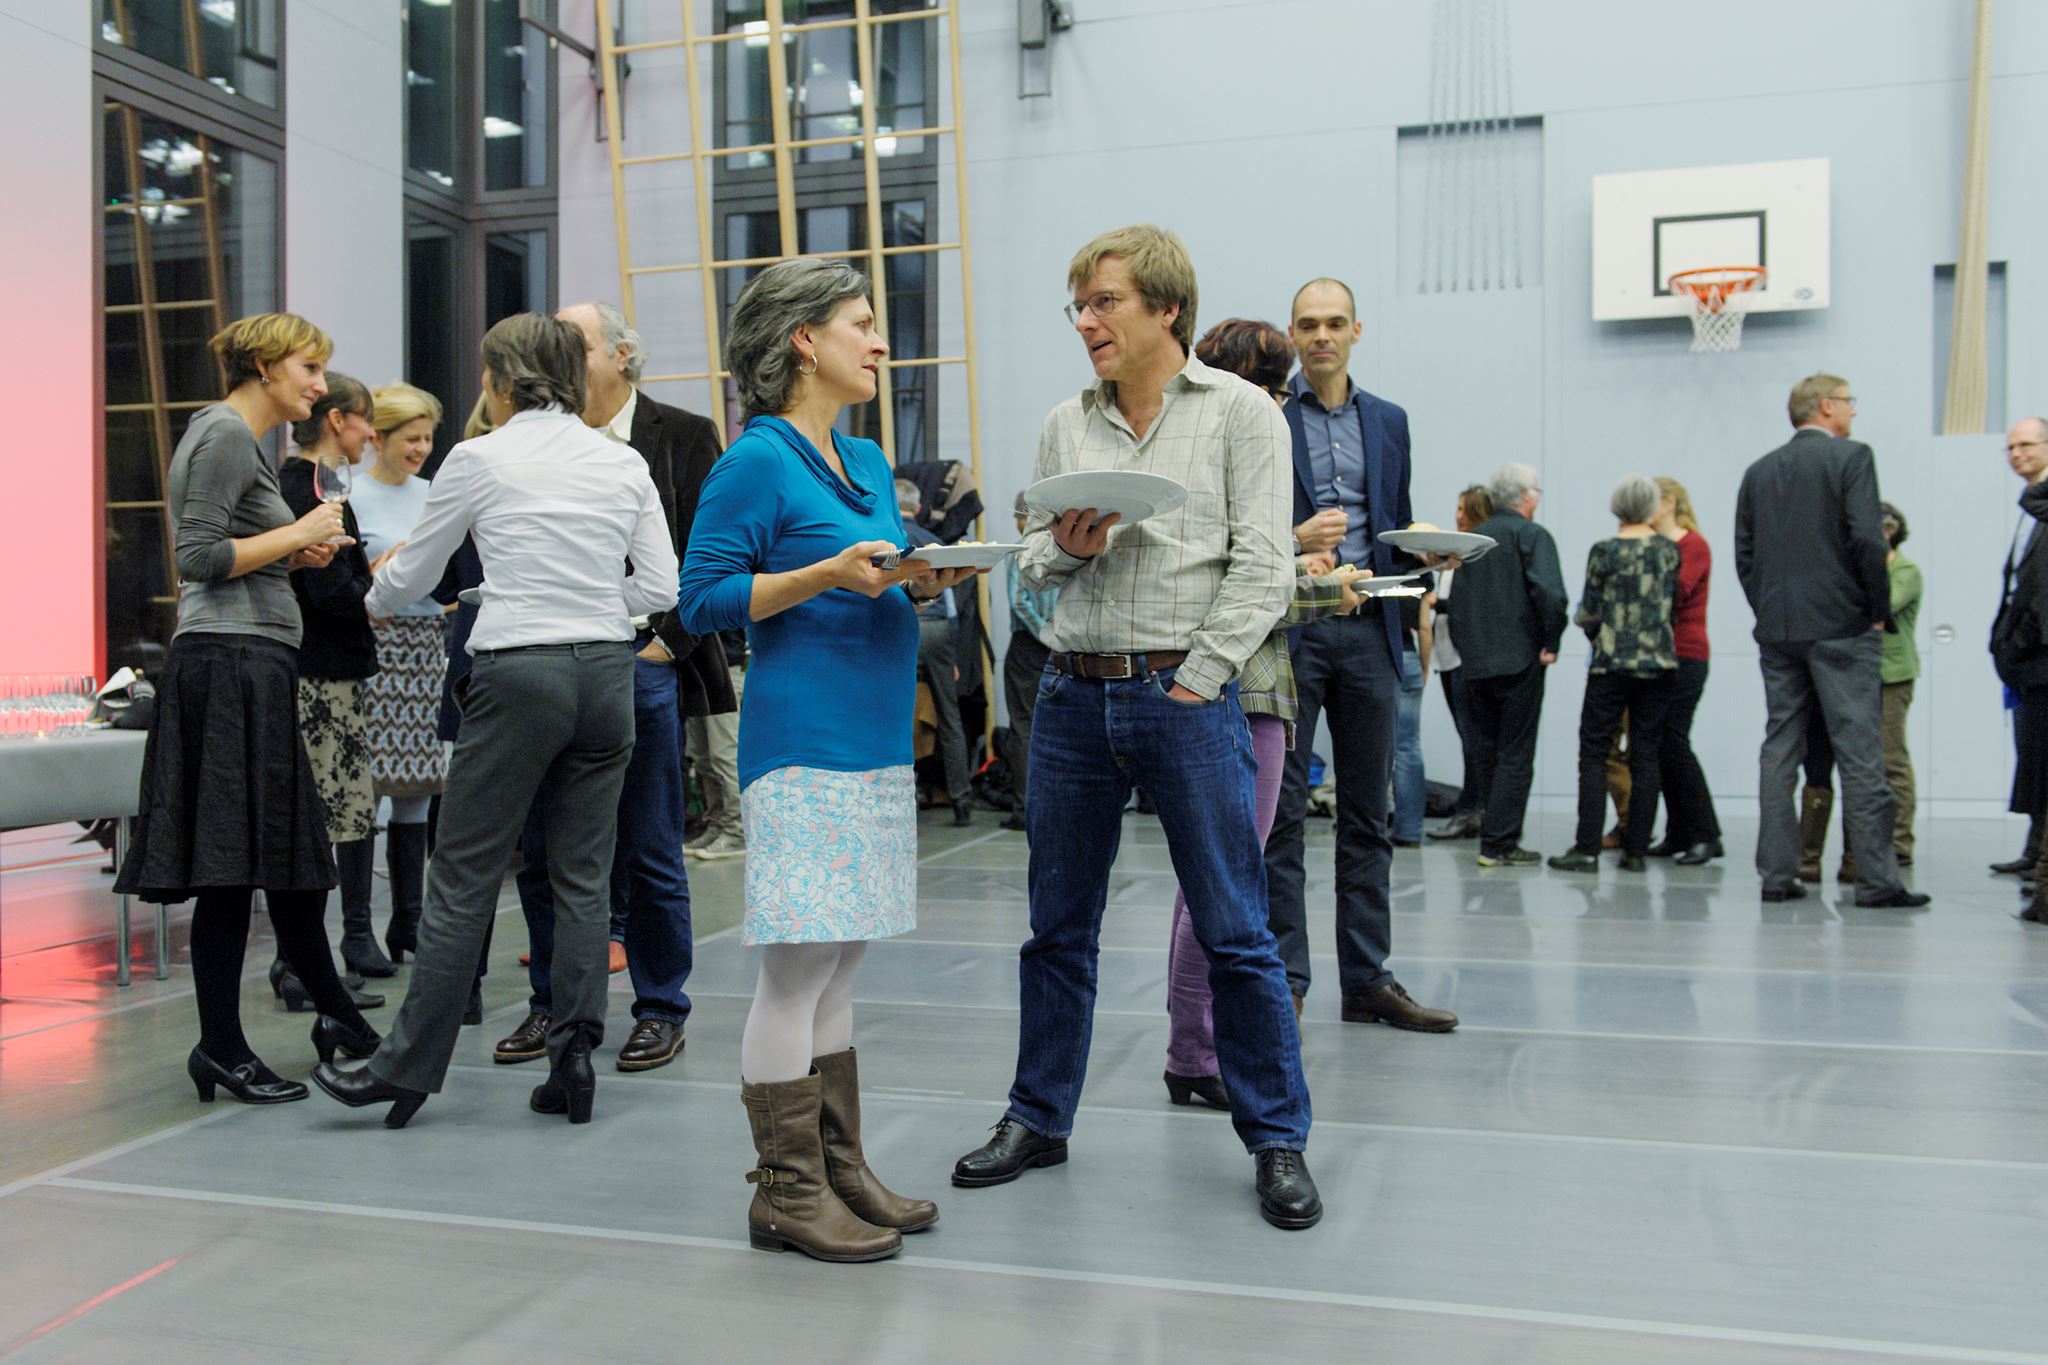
left=673, top=988, right=2048, bottom=1059
left=36, top=1176, right=2047, bottom=1365
left=0, top=1108, right=242, bottom=1202
left=434, top=1060, right=2048, bottom=1173
left=914, top=828, right=1011, bottom=864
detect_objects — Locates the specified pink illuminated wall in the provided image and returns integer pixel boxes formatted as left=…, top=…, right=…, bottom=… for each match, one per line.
left=0, top=7, right=97, bottom=675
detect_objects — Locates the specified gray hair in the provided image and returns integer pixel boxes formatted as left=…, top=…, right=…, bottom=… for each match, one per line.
left=592, top=301, right=645, bottom=383
left=724, top=258, right=871, bottom=419
left=1487, top=461, right=1540, bottom=510
left=894, top=478, right=920, bottom=513
left=480, top=313, right=587, bottom=415
left=1610, top=474, right=1661, bottom=524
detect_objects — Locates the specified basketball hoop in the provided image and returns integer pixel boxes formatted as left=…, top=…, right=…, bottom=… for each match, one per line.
left=1668, top=265, right=1767, bottom=353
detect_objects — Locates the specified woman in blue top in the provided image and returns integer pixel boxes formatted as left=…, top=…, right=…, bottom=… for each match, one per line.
left=678, top=258, right=975, bottom=1264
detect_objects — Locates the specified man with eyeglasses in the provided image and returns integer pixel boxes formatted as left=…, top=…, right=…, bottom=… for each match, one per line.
left=1991, top=417, right=2048, bottom=923
left=1736, top=374, right=1927, bottom=908
left=1260, top=277, right=1459, bottom=1033
left=952, top=225, right=1322, bottom=1231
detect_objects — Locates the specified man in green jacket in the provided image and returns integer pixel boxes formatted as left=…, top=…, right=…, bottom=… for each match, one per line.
left=1879, top=501, right=1922, bottom=864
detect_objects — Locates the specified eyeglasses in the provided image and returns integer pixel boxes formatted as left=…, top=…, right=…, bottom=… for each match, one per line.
left=1826, top=393, right=1857, bottom=407
left=2009, top=439, right=2045, bottom=451
left=1064, top=291, right=1122, bottom=325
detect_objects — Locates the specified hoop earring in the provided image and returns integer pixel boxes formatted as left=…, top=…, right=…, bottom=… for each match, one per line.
left=798, top=353, right=818, bottom=376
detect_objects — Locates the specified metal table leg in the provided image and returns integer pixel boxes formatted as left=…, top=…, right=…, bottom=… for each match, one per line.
left=113, top=817, right=131, bottom=988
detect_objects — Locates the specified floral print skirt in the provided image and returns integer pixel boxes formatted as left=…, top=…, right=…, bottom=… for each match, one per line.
left=740, top=764, right=917, bottom=946
left=298, top=677, right=376, bottom=843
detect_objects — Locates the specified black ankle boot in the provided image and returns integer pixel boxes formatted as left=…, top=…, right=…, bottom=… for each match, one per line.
left=1163, top=1070, right=1231, bottom=1110
left=384, top=823, right=428, bottom=962
left=530, top=1034, right=596, bottom=1123
left=311, top=1013, right=383, bottom=1065
left=335, top=838, right=394, bottom=978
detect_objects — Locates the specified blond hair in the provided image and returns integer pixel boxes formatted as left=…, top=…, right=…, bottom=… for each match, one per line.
left=1654, top=476, right=1698, bottom=532
left=463, top=389, right=496, bottom=441
left=1788, top=373, right=1849, bottom=427
left=372, top=381, right=445, bottom=437
left=1067, top=224, right=1198, bottom=352
left=209, top=312, right=332, bottom=391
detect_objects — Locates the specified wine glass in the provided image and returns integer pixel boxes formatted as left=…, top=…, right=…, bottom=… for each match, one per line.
left=312, top=453, right=353, bottom=543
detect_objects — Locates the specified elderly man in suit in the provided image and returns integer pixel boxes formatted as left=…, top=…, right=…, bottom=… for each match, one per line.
left=1261, top=277, right=1457, bottom=1033
left=1994, top=417, right=2048, bottom=925
left=1735, top=373, right=1927, bottom=909
left=492, top=302, right=736, bottom=1075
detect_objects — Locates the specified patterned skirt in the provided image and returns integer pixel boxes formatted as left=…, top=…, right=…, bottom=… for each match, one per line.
left=298, top=677, right=376, bottom=842
left=368, top=616, right=448, bottom=798
left=741, top=764, right=917, bottom=946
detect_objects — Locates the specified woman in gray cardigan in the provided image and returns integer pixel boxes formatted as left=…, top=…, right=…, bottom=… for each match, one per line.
left=115, top=313, right=381, bottom=1105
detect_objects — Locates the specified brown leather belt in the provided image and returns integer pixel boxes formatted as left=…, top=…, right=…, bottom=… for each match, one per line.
left=1047, top=650, right=1188, bottom=681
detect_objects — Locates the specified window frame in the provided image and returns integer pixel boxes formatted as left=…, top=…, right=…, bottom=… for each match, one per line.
left=92, top=0, right=287, bottom=135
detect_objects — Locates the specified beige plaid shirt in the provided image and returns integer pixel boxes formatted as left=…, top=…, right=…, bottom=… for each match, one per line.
left=1018, top=352, right=1292, bottom=699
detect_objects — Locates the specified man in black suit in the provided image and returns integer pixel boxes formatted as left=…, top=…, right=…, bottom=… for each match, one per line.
left=492, top=301, right=736, bottom=1075
left=1992, top=417, right=2048, bottom=923
left=1735, top=373, right=1926, bottom=909
left=1263, top=277, right=1457, bottom=1033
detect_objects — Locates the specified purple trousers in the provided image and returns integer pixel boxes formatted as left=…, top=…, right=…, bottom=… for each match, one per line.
left=1166, top=713, right=1287, bottom=1078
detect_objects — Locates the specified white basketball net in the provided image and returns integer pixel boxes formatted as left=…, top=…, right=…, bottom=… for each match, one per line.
left=1671, top=268, right=1766, bottom=353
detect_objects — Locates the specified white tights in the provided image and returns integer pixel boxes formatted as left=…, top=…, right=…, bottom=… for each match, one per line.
left=739, top=940, right=867, bottom=1084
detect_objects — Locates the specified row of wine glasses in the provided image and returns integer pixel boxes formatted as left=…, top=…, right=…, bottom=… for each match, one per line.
left=0, top=674, right=101, bottom=739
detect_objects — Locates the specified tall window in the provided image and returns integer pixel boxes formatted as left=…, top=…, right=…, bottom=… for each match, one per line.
left=95, top=0, right=283, bottom=672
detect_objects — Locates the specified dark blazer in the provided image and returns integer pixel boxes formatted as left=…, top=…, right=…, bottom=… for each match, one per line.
left=1991, top=481, right=2048, bottom=689
left=629, top=392, right=737, bottom=718
left=1734, top=428, right=1889, bottom=644
left=1444, top=506, right=1569, bottom=680
left=277, top=458, right=378, bottom=682
left=1284, top=385, right=1417, bottom=664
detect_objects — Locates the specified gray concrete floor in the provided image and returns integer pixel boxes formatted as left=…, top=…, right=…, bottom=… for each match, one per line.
left=2, top=806, right=2045, bottom=1363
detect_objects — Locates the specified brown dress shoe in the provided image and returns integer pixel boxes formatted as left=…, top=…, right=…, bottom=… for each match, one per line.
left=493, top=1011, right=551, bottom=1064
left=616, top=1018, right=684, bottom=1072
left=743, top=1072, right=901, bottom=1262
left=814, top=1048, right=937, bottom=1231
left=1341, top=982, right=1458, bottom=1032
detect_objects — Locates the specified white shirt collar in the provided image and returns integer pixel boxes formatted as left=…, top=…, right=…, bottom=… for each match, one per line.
left=604, top=388, right=639, bottom=445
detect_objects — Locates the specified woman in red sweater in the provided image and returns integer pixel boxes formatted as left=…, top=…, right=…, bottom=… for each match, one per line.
left=1649, top=477, right=1722, bottom=863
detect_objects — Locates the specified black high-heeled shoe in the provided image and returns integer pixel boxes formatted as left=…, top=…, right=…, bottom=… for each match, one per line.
left=529, top=1037, right=596, bottom=1124
left=188, top=1046, right=308, bottom=1104
left=1163, top=1069, right=1231, bottom=1111
left=311, top=1014, right=383, bottom=1066
left=267, top=957, right=290, bottom=999
left=310, top=1062, right=427, bottom=1128
left=280, top=972, right=386, bottom=1014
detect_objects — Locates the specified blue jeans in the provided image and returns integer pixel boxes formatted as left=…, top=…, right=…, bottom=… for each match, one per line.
left=1392, top=648, right=1426, bottom=842
left=1008, top=664, right=1310, bottom=1153
left=517, top=656, right=693, bottom=1025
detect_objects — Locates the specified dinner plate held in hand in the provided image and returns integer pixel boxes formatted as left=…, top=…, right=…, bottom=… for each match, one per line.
left=902, top=542, right=1027, bottom=570
left=1351, top=571, right=1432, bottom=597
left=1024, top=469, right=1189, bottom=527
left=1377, top=529, right=1496, bottom=563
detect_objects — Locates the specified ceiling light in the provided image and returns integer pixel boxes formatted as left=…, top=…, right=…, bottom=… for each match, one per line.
left=483, top=116, right=524, bottom=139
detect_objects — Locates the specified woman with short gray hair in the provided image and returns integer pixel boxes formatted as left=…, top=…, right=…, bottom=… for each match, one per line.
left=1549, top=474, right=1681, bottom=875
left=678, top=257, right=974, bottom=1263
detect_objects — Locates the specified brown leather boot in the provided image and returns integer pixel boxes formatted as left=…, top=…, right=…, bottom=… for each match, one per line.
left=741, top=1072, right=901, bottom=1262
left=1798, top=785, right=1833, bottom=883
left=814, top=1048, right=938, bottom=1232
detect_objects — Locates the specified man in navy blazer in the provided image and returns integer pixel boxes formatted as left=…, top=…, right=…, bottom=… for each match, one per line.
left=1263, top=279, right=1458, bottom=1032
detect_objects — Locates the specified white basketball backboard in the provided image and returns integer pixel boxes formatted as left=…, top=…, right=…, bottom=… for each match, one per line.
left=1591, top=157, right=1830, bottom=321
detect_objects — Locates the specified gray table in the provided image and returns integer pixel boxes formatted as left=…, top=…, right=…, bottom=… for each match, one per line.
left=0, top=729, right=161, bottom=986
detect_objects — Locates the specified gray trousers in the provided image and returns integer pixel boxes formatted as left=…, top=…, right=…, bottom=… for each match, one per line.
left=1757, top=633, right=1901, bottom=899
left=371, top=642, right=636, bottom=1093
left=686, top=663, right=744, bottom=837
left=919, top=616, right=972, bottom=802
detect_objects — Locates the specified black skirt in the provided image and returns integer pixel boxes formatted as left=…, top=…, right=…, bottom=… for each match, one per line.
left=114, top=632, right=338, bottom=904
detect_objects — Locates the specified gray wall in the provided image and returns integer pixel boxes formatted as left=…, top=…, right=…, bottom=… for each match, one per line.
left=560, top=0, right=2048, bottom=817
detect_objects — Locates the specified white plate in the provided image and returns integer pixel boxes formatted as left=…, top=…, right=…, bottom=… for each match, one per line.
left=1377, top=529, right=1496, bottom=563
left=1024, top=470, right=1189, bottom=527
left=1352, top=572, right=1431, bottom=597
left=901, top=542, right=1025, bottom=570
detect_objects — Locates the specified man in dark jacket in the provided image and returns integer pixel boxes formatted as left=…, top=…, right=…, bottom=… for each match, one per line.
left=1992, top=417, right=2048, bottom=924
left=1449, top=461, right=1568, bottom=866
left=1735, top=373, right=1925, bottom=908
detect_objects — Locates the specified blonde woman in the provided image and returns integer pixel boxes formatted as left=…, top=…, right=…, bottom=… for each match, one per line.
left=1648, top=475, right=1722, bottom=864
left=356, top=382, right=456, bottom=963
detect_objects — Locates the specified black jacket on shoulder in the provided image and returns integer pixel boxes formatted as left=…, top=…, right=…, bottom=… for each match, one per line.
left=1991, top=481, right=2048, bottom=689
left=1444, top=507, right=1569, bottom=681
left=629, top=393, right=737, bottom=717
left=1734, top=428, right=1889, bottom=644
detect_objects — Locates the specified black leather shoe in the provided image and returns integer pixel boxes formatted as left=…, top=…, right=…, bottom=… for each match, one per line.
left=1254, top=1149, right=1323, bottom=1229
left=310, top=1063, right=427, bottom=1128
left=530, top=1038, right=596, bottom=1123
left=1991, top=856, right=2034, bottom=875
left=1547, top=849, right=1599, bottom=873
left=616, top=1018, right=684, bottom=1072
left=311, top=1014, right=381, bottom=1066
left=2021, top=897, right=2048, bottom=924
left=493, top=1011, right=552, bottom=1064
left=1856, top=887, right=1932, bottom=909
left=1000, top=811, right=1027, bottom=832
left=951, top=800, right=974, bottom=828
left=1618, top=853, right=1648, bottom=873
left=1675, top=840, right=1723, bottom=866
left=1163, top=1070, right=1230, bottom=1110
left=188, top=1046, right=307, bottom=1105
left=952, top=1117, right=1068, bottom=1187
left=1761, top=883, right=1808, bottom=902
left=1427, top=812, right=1481, bottom=841
left=1341, top=982, right=1458, bottom=1032
left=280, top=971, right=384, bottom=1014
left=1646, top=838, right=1684, bottom=858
